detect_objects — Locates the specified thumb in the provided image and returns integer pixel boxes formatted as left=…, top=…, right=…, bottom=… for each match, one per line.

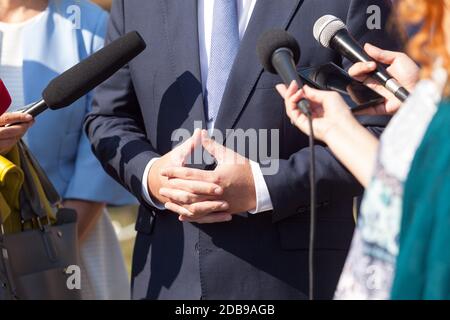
left=201, top=130, right=227, bottom=163
left=276, top=84, right=288, bottom=98
left=348, top=61, right=377, bottom=80
left=364, top=43, right=399, bottom=65
left=177, top=128, right=202, bottom=162
left=0, top=112, right=33, bottom=126
left=302, top=85, right=328, bottom=105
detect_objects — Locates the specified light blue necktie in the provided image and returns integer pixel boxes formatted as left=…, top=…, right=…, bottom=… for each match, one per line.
left=205, top=0, right=240, bottom=122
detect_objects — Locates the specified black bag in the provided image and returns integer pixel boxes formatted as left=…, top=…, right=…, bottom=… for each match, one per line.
left=0, top=142, right=81, bottom=300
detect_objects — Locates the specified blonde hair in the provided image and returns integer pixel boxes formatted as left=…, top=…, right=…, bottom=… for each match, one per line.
left=397, top=0, right=450, bottom=95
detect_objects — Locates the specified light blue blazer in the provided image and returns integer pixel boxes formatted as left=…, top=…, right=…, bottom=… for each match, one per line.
left=9, top=0, right=136, bottom=205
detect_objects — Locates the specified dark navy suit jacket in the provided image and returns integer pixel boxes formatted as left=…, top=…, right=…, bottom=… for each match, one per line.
left=86, top=0, right=400, bottom=299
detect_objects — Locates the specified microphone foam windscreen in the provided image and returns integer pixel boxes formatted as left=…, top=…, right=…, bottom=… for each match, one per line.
left=42, top=31, right=146, bottom=110
left=313, top=15, right=347, bottom=48
left=0, top=80, right=12, bottom=116
left=256, top=29, right=301, bottom=74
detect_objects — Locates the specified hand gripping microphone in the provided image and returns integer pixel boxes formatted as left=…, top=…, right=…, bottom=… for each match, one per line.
left=256, top=29, right=311, bottom=116
left=313, top=15, right=410, bottom=102
left=24, top=31, right=147, bottom=117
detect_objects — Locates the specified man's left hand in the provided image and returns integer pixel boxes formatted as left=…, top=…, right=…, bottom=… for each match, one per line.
left=160, top=130, right=256, bottom=223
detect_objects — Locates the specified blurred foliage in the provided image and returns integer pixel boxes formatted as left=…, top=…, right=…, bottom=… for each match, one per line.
left=92, top=0, right=112, bottom=10
left=108, top=205, right=138, bottom=277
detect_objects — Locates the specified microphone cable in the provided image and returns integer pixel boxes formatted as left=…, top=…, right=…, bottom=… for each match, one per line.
left=306, top=111, right=317, bottom=301
left=254, top=28, right=317, bottom=300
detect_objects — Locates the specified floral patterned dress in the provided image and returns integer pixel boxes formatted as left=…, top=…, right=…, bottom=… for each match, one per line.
left=335, top=67, right=448, bottom=300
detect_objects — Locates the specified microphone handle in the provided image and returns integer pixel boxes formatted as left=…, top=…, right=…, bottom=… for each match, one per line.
left=3, top=100, right=47, bottom=127
left=366, top=67, right=409, bottom=102
left=272, top=48, right=311, bottom=116
left=372, top=67, right=409, bottom=102
left=395, top=87, right=410, bottom=102
left=22, top=100, right=48, bottom=117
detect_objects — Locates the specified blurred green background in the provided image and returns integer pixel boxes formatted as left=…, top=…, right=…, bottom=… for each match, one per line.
left=93, top=0, right=112, bottom=10
left=108, top=206, right=138, bottom=277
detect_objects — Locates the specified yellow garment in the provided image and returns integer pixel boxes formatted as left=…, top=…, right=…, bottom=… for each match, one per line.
left=0, top=144, right=56, bottom=234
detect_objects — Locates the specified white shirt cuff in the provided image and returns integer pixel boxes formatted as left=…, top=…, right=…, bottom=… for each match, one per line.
left=142, top=157, right=166, bottom=210
left=248, top=160, right=274, bottom=214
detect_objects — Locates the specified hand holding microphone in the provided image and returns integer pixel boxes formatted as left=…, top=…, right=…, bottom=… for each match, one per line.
left=0, top=113, right=34, bottom=155
left=276, top=82, right=355, bottom=142
left=313, top=15, right=413, bottom=103
left=0, top=80, right=34, bottom=155
left=276, top=82, right=379, bottom=187
left=348, top=43, right=420, bottom=114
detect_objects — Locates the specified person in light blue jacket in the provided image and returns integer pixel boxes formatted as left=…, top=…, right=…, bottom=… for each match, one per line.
left=0, top=0, right=136, bottom=299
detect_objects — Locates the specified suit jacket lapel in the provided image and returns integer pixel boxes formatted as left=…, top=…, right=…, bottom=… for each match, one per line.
left=162, top=0, right=206, bottom=140
left=214, top=0, right=303, bottom=137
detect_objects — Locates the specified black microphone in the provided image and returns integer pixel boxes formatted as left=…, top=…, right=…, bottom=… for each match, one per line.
left=256, top=29, right=311, bottom=116
left=258, top=29, right=317, bottom=300
left=24, top=31, right=147, bottom=117
left=313, top=15, right=409, bottom=102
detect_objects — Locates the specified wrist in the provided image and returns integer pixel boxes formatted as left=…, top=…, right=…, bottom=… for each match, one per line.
left=148, top=159, right=167, bottom=204
left=245, top=161, right=257, bottom=212
left=323, top=113, right=361, bottom=144
left=322, top=122, right=346, bottom=145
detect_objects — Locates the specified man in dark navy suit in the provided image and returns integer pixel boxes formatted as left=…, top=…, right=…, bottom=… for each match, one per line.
left=86, top=0, right=400, bottom=299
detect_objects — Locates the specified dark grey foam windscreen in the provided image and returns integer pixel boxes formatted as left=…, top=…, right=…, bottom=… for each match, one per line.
left=256, top=29, right=301, bottom=74
left=43, top=31, right=146, bottom=109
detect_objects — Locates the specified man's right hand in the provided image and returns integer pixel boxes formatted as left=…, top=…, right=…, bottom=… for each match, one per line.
left=147, top=129, right=231, bottom=223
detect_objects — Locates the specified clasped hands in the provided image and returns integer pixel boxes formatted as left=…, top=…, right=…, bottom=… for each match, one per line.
left=148, top=129, right=256, bottom=224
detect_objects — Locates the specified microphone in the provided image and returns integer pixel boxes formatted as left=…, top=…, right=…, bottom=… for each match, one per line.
left=24, top=31, right=147, bottom=117
left=258, top=31, right=317, bottom=301
left=256, top=29, right=311, bottom=116
left=0, top=80, right=12, bottom=116
left=313, top=15, right=409, bottom=102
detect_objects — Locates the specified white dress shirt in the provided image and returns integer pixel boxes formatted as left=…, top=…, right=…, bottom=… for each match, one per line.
left=142, top=0, right=274, bottom=214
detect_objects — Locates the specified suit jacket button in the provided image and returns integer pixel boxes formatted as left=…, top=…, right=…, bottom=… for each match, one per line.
left=195, top=242, right=200, bottom=253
